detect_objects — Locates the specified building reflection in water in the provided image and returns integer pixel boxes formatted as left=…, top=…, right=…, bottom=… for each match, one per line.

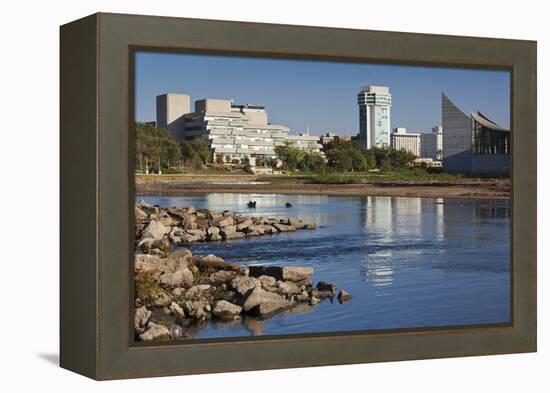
left=358, top=196, right=509, bottom=287
left=359, top=196, right=447, bottom=288
left=473, top=199, right=510, bottom=220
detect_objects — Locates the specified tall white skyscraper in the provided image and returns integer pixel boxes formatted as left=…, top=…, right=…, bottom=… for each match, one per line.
left=357, top=86, right=392, bottom=149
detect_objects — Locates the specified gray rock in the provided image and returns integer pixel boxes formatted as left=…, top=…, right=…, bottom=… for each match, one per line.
left=214, top=215, right=234, bottom=227
left=139, top=321, right=170, bottom=341
left=207, top=226, right=222, bottom=241
left=249, top=266, right=314, bottom=282
left=316, top=281, right=337, bottom=293
left=305, top=223, right=317, bottom=229
left=207, top=210, right=222, bottom=220
left=137, top=199, right=154, bottom=210
left=169, top=302, right=185, bottom=319
left=212, top=300, right=243, bottom=320
left=142, top=220, right=170, bottom=240
left=136, top=238, right=159, bottom=253
left=308, top=288, right=334, bottom=299
left=152, top=291, right=173, bottom=307
left=194, top=254, right=241, bottom=271
left=171, top=287, right=185, bottom=297
left=287, top=217, right=306, bottom=229
left=166, top=247, right=192, bottom=267
left=183, top=300, right=209, bottom=320
left=135, top=206, right=148, bottom=222
left=282, top=266, right=314, bottom=282
left=337, top=290, right=353, bottom=303
left=258, top=275, right=277, bottom=287
left=242, top=285, right=291, bottom=317
left=180, top=232, right=202, bottom=243
left=277, top=281, right=301, bottom=295
left=220, top=226, right=246, bottom=240
left=159, top=269, right=194, bottom=287
left=273, top=223, right=296, bottom=232
left=134, top=306, right=151, bottom=334
left=231, top=276, right=259, bottom=295
left=135, top=254, right=165, bottom=273
left=297, top=290, right=310, bottom=302
left=237, top=219, right=253, bottom=231
left=309, top=296, right=321, bottom=305
left=186, top=229, right=206, bottom=240
left=209, top=270, right=237, bottom=285
left=186, top=284, right=211, bottom=298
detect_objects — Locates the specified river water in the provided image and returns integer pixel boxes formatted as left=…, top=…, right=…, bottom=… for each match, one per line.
left=136, top=193, right=510, bottom=339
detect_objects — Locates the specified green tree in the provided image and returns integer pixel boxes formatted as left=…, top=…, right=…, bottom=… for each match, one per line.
left=380, top=159, right=393, bottom=173
left=350, top=149, right=369, bottom=172
left=179, top=140, right=196, bottom=163
left=191, top=138, right=212, bottom=164
left=301, top=152, right=326, bottom=172
left=274, top=143, right=305, bottom=170
left=134, top=122, right=180, bottom=172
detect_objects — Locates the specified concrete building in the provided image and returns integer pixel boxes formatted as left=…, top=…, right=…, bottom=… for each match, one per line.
left=391, top=128, right=421, bottom=157
left=156, top=93, right=323, bottom=164
left=420, top=126, right=443, bottom=160
left=442, top=93, right=510, bottom=175
left=320, top=132, right=353, bottom=151
left=357, top=86, right=392, bottom=149
left=156, top=94, right=191, bottom=141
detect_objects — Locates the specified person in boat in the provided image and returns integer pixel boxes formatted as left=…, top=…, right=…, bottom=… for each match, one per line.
left=247, top=201, right=257, bottom=208
left=285, top=202, right=292, bottom=208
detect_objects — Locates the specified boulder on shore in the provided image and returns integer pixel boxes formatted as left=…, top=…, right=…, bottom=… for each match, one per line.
left=212, top=300, right=243, bottom=320
left=139, top=321, right=170, bottom=341
left=134, top=306, right=151, bottom=334
left=243, top=286, right=291, bottom=317
left=159, top=269, right=194, bottom=287
left=142, top=220, right=169, bottom=240
left=316, top=281, right=337, bottom=293
left=248, top=266, right=314, bottom=283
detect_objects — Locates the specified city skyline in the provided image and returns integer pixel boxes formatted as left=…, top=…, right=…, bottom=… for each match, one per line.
left=135, top=51, right=510, bottom=136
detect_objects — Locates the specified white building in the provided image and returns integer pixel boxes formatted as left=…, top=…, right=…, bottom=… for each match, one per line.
left=156, top=93, right=323, bottom=164
left=357, top=86, right=392, bottom=149
left=391, top=127, right=421, bottom=157
left=420, top=126, right=443, bottom=160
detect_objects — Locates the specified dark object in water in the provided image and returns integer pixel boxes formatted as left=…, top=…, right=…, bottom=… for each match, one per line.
left=285, top=202, right=292, bottom=208
left=337, top=290, right=353, bottom=304
left=247, top=201, right=257, bottom=208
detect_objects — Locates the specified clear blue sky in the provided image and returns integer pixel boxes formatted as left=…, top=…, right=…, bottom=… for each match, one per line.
left=135, top=51, right=510, bottom=135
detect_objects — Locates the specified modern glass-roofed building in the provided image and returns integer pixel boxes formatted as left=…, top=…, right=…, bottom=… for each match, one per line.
left=442, top=93, right=510, bottom=175
left=156, top=93, right=322, bottom=164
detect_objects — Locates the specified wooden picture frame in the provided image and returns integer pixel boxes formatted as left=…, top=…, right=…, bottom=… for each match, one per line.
left=60, top=12, right=536, bottom=380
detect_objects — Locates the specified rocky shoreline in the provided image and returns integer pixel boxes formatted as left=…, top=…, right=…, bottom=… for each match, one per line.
left=134, top=201, right=351, bottom=341
left=135, top=199, right=317, bottom=256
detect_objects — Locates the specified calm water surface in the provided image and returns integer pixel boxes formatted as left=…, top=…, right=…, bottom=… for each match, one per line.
left=137, top=193, right=510, bottom=338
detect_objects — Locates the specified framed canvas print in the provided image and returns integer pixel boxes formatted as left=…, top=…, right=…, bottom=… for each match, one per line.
left=60, top=13, right=537, bottom=380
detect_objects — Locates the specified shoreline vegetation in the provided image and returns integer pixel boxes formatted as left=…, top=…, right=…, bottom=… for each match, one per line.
left=134, top=200, right=350, bottom=342
left=135, top=173, right=510, bottom=199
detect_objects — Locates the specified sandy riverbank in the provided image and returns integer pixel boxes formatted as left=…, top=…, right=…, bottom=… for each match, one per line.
left=135, top=174, right=510, bottom=199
